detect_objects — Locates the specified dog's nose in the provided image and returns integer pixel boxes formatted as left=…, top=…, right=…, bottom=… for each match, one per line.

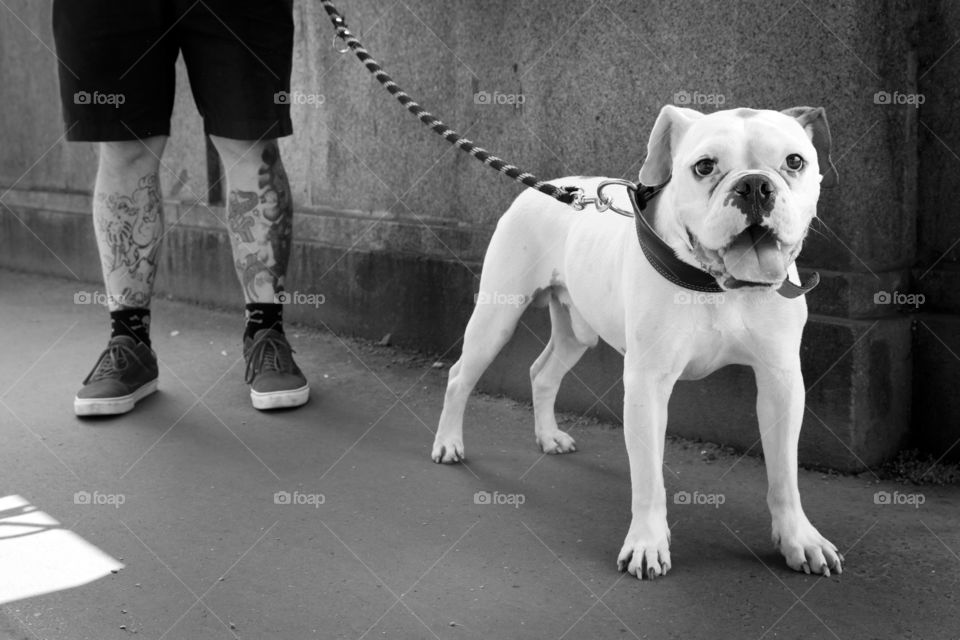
left=730, top=175, right=776, bottom=223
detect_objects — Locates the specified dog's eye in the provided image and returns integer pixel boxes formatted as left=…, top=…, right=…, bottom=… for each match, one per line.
left=694, top=159, right=716, bottom=177
left=785, top=154, right=805, bottom=171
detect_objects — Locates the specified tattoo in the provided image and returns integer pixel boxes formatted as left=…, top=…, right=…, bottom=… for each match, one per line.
left=118, top=286, right=151, bottom=309
left=94, top=173, right=163, bottom=309
left=227, top=142, right=293, bottom=302
left=235, top=254, right=276, bottom=302
left=228, top=190, right=259, bottom=243
left=261, top=144, right=293, bottom=294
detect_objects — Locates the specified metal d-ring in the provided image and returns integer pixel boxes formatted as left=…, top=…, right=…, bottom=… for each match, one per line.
left=596, top=179, right=638, bottom=217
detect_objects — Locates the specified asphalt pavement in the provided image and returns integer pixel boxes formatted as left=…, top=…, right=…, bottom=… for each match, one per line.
left=1, top=269, right=958, bottom=640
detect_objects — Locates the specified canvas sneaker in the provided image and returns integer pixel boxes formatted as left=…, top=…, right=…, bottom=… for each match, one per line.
left=74, top=335, right=158, bottom=416
left=243, top=328, right=309, bottom=410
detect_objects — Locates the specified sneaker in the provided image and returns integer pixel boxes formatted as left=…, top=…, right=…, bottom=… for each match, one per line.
left=243, top=328, right=309, bottom=410
left=74, top=336, right=159, bottom=416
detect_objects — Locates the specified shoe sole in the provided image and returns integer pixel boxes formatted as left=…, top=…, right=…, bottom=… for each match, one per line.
left=251, top=384, right=310, bottom=410
left=74, top=379, right=159, bottom=416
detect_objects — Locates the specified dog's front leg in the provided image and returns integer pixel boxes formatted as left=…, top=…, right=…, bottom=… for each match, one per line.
left=755, top=360, right=843, bottom=576
left=617, top=368, right=675, bottom=580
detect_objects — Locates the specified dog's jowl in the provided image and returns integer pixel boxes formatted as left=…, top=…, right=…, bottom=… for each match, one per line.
left=432, top=106, right=842, bottom=580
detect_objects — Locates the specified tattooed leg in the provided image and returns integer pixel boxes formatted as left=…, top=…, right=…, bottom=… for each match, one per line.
left=210, top=137, right=293, bottom=303
left=93, top=137, right=167, bottom=311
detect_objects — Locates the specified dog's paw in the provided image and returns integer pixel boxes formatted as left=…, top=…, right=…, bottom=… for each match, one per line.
left=431, top=437, right=465, bottom=464
left=536, top=429, right=577, bottom=454
left=773, top=519, right=843, bottom=577
left=617, top=522, right=672, bottom=580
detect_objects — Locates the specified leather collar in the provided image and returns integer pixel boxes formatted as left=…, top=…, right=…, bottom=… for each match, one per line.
left=629, top=183, right=819, bottom=299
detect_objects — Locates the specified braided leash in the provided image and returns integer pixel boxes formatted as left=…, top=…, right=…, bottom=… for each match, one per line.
left=318, top=0, right=578, bottom=205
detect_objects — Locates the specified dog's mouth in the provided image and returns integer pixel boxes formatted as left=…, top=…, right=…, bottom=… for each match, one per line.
left=688, top=224, right=795, bottom=290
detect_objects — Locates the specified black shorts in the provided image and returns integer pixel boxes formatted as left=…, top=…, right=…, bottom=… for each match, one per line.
left=52, top=0, right=294, bottom=141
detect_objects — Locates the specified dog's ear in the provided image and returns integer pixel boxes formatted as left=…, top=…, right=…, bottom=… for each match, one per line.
left=638, top=105, right=703, bottom=186
left=781, top=106, right=839, bottom=189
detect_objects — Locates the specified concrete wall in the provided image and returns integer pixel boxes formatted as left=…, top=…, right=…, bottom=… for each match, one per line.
left=0, top=0, right=951, bottom=469
left=915, top=0, right=960, bottom=457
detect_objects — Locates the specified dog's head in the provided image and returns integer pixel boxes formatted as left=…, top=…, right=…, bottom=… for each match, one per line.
left=638, top=106, right=837, bottom=290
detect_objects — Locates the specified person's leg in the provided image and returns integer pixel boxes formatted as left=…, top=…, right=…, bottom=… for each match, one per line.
left=95, top=136, right=168, bottom=332
left=177, top=0, right=301, bottom=409
left=210, top=135, right=307, bottom=410
left=73, top=137, right=167, bottom=416
left=210, top=136, right=291, bottom=321
left=52, top=0, right=177, bottom=416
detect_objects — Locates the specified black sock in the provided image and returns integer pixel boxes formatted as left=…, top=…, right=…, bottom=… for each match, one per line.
left=245, top=303, right=284, bottom=340
left=110, top=309, right=151, bottom=346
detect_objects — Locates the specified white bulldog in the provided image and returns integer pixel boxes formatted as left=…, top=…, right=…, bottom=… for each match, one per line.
left=431, top=105, right=842, bottom=579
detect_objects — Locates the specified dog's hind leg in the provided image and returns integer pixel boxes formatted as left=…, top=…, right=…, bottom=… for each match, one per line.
left=432, top=292, right=530, bottom=464
left=529, top=296, right=592, bottom=454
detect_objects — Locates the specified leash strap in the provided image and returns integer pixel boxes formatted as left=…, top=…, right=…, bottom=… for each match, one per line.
left=319, top=0, right=578, bottom=205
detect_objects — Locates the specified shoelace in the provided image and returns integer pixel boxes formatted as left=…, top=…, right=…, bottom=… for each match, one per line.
left=245, top=333, right=296, bottom=383
left=84, top=342, right=135, bottom=384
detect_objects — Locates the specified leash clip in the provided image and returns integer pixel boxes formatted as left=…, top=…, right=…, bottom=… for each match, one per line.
left=570, top=180, right=655, bottom=218
left=569, top=188, right=610, bottom=212
left=569, top=189, right=590, bottom=211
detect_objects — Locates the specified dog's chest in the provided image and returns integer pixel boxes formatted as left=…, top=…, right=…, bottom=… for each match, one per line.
left=676, top=308, right=754, bottom=380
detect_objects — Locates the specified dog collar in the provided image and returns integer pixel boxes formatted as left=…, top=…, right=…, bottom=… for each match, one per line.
left=629, top=183, right=819, bottom=299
